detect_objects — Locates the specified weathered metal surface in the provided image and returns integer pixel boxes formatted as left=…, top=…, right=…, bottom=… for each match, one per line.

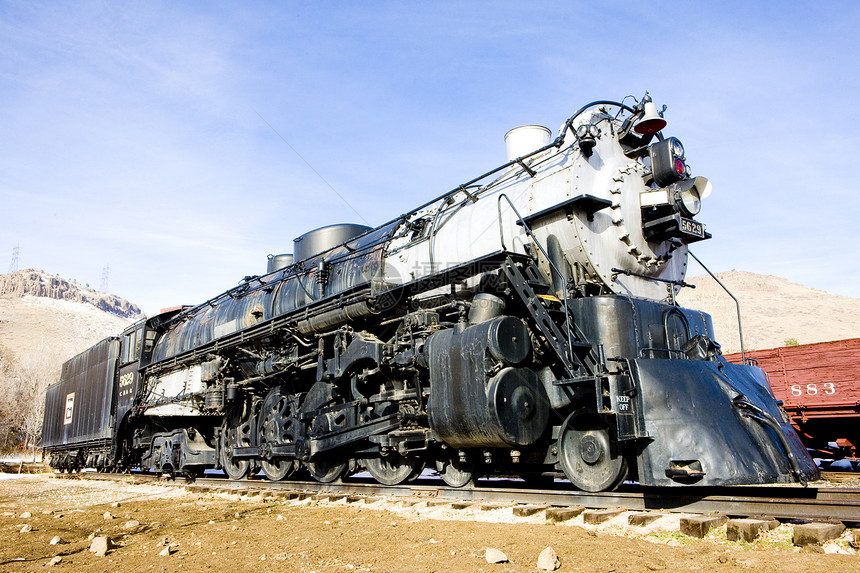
left=266, top=254, right=294, bottom=273
left=293, top=223, right=372, bottom=262
left=634, top=359, right=818, bottom=486
left=426, top=316, right=545, bottom=448
left=150, top=222, right=398, bottom=363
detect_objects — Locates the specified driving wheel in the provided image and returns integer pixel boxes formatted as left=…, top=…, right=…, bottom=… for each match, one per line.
left=258, top=387, right=298, bottom=481
left=306, top=456, right=348, bottom=483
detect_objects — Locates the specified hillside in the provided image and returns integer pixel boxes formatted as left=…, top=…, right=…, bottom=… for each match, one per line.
left=0, top=296, right=135, bottom=366
left=0, top=269, right=139, bottom=363
left=0, top=269, right=141, bottom=319
left=676, top=271, right=860, bottom=354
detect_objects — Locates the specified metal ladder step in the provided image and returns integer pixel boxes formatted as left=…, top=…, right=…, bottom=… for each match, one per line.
left=502, top=256, right=593, bottom=379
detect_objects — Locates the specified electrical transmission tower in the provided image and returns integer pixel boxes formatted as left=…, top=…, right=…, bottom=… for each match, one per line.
left=8, top=244, right=19, bottom=273
left=101, top=266, right=110, bottom=293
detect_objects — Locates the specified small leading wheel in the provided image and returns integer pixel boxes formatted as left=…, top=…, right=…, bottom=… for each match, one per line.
left=306, top=456, right=348, bottom=483
left=365, top=453, right=425, bottom=486
left=434, top=451, right=475, bottom=488
left=558, top=412, right=627, bottom=492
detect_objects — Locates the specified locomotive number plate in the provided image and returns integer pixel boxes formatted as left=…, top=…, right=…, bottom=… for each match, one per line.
left=679, top=217, right=705, bottom=238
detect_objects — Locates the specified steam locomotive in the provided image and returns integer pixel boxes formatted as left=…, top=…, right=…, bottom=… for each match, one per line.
left=42, top=94, right=819, bottom=491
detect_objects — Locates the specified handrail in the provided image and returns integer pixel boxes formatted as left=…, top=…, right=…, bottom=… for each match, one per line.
left=687, top=250, right=745, bottom=362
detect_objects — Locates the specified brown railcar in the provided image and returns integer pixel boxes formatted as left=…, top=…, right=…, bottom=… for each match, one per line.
left=725, top=339, right=860, bottom=458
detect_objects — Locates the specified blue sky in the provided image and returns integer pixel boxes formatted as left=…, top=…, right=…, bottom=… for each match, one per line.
left=1, top=1, right=858, bottom=315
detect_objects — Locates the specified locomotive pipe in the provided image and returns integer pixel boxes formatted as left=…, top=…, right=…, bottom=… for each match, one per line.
left=557, top=100, right=637, bottom=148
left=295, top=301, right=377, bottom=334
left=498, top=193, right=577, bottom=378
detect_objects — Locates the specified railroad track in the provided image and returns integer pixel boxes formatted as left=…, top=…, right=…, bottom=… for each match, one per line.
left=66, top=472, right=860, bottom=525
left=820, top=470, right=860, bottom=484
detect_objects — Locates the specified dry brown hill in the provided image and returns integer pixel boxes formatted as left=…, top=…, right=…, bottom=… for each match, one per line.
left=676, top=271, right=860, bottom=354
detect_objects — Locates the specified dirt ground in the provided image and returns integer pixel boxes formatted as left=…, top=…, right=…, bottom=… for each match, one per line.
left=1, top=474, right=858, bottom=573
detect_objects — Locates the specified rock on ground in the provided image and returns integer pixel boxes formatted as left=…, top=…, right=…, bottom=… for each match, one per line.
left=537, top=546, right=560, bottom=571
left=89, top=536, right=115, bottom=556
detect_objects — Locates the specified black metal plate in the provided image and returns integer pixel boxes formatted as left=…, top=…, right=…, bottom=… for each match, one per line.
left=679, top=217, right=705, bottom=238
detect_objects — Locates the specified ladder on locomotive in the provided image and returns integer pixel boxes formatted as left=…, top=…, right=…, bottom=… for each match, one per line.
left=494, top=192, right=612, bottom=414
left=502, top=255, right=611, bottom=415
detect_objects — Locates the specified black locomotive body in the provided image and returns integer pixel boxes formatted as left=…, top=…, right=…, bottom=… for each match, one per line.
left=42, top=95, right=818, bottom=490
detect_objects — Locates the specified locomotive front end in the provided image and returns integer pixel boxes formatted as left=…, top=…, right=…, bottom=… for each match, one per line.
left=557, top=295, right=820, bottom=490
left=633, top=356, right=820, bottom=486
left=411, top=92, right=819, bottom=490
left=493, top=94, right=820, bottom=489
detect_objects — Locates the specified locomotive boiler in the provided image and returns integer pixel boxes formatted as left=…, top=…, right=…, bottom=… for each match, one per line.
left=42, top=94, right=819, bottom=491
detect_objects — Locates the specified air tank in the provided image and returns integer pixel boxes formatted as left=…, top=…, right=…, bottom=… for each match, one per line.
left=293, top=223, right=372, bottom=262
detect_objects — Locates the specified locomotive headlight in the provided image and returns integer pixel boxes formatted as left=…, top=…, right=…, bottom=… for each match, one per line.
left=640, top=175, right=712, bottom=243
left=671, top=180, right=701, bottom=216
left=670, top=176, right=712, bottom=217
left=575, top=122, right=600, bottom=157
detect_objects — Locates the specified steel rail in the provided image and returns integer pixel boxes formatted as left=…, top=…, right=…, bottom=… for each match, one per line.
left=66, top=472, right=860, bottom=524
